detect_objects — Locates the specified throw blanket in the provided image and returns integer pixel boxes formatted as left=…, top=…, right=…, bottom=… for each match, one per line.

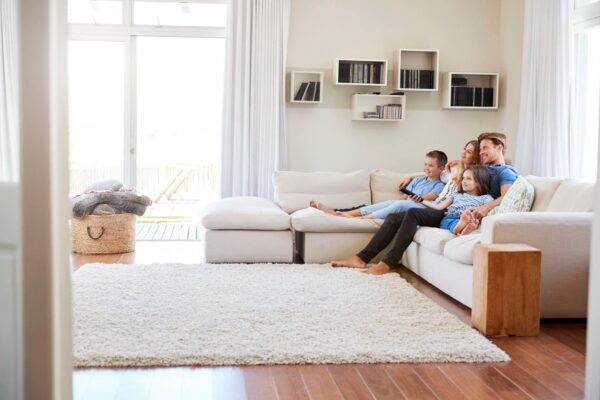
left=71, top=180, right=152, bottom=218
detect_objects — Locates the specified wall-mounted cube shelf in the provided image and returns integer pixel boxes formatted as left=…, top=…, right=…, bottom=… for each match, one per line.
left=333, top=58, right=388, bottom=86
left=393, top=49, right=439, bottom=91
left=443, top=72, right=499, bottom=109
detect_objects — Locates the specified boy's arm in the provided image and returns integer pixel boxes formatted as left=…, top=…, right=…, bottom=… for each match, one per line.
left=422, top=197, right=451, bottom=210
left=398, top=173, right=423, bottom=189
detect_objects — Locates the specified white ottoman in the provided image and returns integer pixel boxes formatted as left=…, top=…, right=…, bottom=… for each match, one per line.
left=200, top=196, right=293, bottom=263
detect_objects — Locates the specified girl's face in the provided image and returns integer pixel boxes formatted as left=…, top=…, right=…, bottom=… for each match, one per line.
left=461, top=169, right=479, bottom=193
left=460, top=143, right=477, bottom=165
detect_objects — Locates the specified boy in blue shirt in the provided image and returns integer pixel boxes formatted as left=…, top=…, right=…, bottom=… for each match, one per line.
left=312, top=151, right=447, bottom=219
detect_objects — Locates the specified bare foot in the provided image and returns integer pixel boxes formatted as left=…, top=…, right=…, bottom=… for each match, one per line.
left=315, top=202, right=338, bottom=216
left=331, top=255, right=367, bottom=269
left=363, top=262, right=393, bottom=275
left=460, top=219, right=480, bottom=235
left=309, top=199, right=318, bottom=208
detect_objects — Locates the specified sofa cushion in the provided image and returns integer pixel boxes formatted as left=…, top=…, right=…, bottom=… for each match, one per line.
left=273, top=170, right=371, bottom=214
left=291, top=207, right=382, bottom=233
left=413, top=227, right=455, bottom=255
left=200, top=196, right=290, bottom=230
left=443, top=233, right=482, bottom=265
left=488, top=175, right=535, bottom=216
left=370, top=170, right=424, bottom=203
left=546, top=179, right=595, bottom=212
left=524, top=175, right=563, bottom=211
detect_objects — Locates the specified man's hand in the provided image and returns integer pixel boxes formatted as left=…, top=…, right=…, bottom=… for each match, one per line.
left=408, top=194, right=423, bottom=203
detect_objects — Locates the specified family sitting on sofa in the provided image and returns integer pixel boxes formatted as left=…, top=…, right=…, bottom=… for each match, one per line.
left=312, top=132, right=518, bottom=275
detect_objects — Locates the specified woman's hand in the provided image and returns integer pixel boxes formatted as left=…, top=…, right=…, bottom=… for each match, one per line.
left=445, top=160, right=459, bottom=171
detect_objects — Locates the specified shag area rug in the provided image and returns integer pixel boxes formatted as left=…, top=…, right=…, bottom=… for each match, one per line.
left=72, top=263, right=509, bottom=367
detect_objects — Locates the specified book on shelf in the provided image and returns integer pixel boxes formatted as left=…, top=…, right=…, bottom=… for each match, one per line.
left=304, top=81, right=316, bottom=101
left=451, top=75, right=468, bottom=86
left=294, top=82, right=309, bottom=101
left=314, top=81, right=321, bottom=101
left=450, top=86, right=494, bottom=107
left=339, top=63, right=350, bottom=83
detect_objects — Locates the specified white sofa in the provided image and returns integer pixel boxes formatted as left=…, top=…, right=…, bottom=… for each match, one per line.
left=201, top=170, right=594, bottom=318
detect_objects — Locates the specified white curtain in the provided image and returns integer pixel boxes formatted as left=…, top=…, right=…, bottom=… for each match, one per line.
left=0, top=0, right=19, bottom=182
left=220, top=0, right=290, bottom=199
left=515, top=0, right=571, bottom=177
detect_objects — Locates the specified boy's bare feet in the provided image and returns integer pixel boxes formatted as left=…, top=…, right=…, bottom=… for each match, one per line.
left=363, top=262, right=393, bottom=275
left=331, top=255, right=367, bottom=269
left=309, top=200, right=337, bottom=216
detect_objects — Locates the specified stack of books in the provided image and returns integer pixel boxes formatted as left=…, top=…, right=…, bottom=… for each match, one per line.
left=294, top=81, right=321, bottom=101
left=451, top=87, right=494, bottom=107
left=338, top=62, right=385, bottom=84
left=400, top=69, right=435, bottom=89
left=362, top=104, right=402, bottom=120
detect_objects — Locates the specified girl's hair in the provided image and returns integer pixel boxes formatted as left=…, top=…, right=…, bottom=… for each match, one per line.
left=458, top=165, right=491, bottom=195
left=452, top=140, right=480, bottom=187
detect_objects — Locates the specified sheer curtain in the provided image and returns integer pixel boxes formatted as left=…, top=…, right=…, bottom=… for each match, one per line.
left=0, top=0, right=19, bottom=182
left=515, top=0, right=571, bottom=177
left=220, top=0, right=290, bottom=199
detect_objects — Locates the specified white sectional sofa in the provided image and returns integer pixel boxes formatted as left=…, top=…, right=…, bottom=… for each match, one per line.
left=201, top=170, right=594, bottom=318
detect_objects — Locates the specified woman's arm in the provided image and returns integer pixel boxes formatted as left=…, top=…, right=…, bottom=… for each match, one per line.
left=421, top=197, right=452, bottom=210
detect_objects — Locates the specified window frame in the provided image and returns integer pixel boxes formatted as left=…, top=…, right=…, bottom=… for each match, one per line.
left=68, top=0, right=226, bottom=187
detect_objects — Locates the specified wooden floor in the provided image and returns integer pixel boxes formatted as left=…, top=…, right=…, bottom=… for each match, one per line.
left=136, top=223, right=203, bottom=241
left=72, top=242, right=587, bottom=400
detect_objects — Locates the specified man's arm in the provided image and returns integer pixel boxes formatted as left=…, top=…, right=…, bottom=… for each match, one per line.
left=472, top=183, right=513, bottom=218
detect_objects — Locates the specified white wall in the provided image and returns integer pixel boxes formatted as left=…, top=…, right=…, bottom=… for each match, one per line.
left=286, top=0, right=524, bottom=172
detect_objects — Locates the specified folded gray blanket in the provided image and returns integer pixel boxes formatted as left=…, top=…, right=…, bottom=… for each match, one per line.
left=72, top=191, right=152, bottom=218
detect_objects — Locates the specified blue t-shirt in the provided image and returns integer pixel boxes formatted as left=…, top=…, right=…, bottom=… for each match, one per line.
left=406, top=176, right=445, bottom=197
left=446, top=193, right=495, bottom=216
left=487, top=164, right=518, bottom=198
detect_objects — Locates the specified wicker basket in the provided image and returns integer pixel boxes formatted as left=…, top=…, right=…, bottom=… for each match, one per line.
left=71, top=213, right=136, bottom=254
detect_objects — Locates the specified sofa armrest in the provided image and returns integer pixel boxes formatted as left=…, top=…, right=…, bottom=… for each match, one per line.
left=480, top=212, right=592, bottom=245
left=480, top=211, right=592, bottom=318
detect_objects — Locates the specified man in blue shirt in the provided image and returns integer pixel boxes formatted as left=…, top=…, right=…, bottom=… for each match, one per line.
left=332, top=132, right=518, bottom=275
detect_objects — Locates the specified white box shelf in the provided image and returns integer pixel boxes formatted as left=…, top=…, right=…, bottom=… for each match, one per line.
left=334, top=58, right=388, bottom=86
left=351, top=94, right=406, bottom=121
left=443, top=72, right=499, bottom=109
left=290, top=71, right=323, bottom=103
left=393, top=49, right=439, bottom=91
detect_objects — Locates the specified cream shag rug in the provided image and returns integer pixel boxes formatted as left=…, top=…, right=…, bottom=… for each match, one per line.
left=73, top=263, right=509, bottom=367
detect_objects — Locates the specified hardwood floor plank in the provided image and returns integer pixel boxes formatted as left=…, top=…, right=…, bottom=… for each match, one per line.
left=78, top=369, right=121, bottom=400
left=545, top=325, right=587, bottom=355
left=536, top=331, right=586, bottom=371
left=298, top=365, right=343, bottom=400
left=383, top=364, right=437, bottom=400
left=113, top=368, right=153, bottom=400
left=210, top=367, right=247, bottom=400
left=180, top=368, right=214, bottom=400
left=355, top=364, right=406, bottom=400
left=494, top=338, right=584, bottom=398
left=412, top=365, right=468, bottom=400
left=180, top=224, right=190, bottom=241
left=271, top=366, right=310, bottom=400
left=327, top=364, right=375, bottom=400
left=491, top=362, right=563, bottom=400
left=72, top=370, right=93, bottom=400
left=437, top=364, right=501, bottom=399
left=243, top=366, right=278, bottom=400
left=147, top=368, right=183, bottom=400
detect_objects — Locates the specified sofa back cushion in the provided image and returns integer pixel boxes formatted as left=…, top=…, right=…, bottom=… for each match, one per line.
left=546, top=179, right=595, bottom=212
left=273, top=170, right=371, bottom=213
left=370, top=170, right=425, bottom=204
left=488, top=175, right=535, bottom=215
left=524, top=175, right=563, bottom=211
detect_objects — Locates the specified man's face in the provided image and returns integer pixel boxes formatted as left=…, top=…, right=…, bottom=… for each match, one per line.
left=479, top=139, right=503, bottom=165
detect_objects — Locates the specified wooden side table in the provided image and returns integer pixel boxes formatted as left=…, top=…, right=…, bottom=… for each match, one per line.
left=472, top=243, right=541, bottom=336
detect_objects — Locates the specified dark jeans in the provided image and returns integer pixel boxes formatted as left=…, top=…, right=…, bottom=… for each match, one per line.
left=334, top=204, right=367, bottom=212
left=356, top=208, right=446, bottom=268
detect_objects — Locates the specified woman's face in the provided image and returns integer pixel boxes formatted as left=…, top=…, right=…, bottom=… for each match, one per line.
left=461, top=169, right=478, bottom=193
left=460, top=143, right=477, bottom=165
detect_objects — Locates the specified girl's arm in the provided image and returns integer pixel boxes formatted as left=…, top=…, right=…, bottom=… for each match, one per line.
left=421, top=197, right=452, bottom=210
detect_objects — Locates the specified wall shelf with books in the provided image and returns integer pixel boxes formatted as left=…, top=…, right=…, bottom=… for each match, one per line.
left=333, top=58, right=388, bottom=86
left=443, top=72, right=499, bottom=109
left=351, top=94, right=406, bottom=121
left=393, top=49, right=439, bottom=91
left=290, top=71, right=323, bottom=103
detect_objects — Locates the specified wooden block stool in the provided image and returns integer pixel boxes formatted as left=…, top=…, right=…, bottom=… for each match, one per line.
left=472, top=243, right=541, bottom=336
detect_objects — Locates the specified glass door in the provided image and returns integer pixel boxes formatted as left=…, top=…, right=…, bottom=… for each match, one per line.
left=135, top=36, right=224, bottom=222
left=68, top=40, right=125, bottom=195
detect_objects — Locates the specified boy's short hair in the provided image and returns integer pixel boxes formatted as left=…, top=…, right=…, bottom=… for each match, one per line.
left=425, top=150, right=448, bottom=167
left=478, top=132, right=507, bottom=149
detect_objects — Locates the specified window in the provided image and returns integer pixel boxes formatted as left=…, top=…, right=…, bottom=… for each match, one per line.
left=68, top=0, right=122, bottom=24
left=134, top=1, right=226, bottom=27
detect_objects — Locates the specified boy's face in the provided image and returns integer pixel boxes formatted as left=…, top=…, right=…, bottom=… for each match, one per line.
left=423, top=156, right=444, bottom=179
